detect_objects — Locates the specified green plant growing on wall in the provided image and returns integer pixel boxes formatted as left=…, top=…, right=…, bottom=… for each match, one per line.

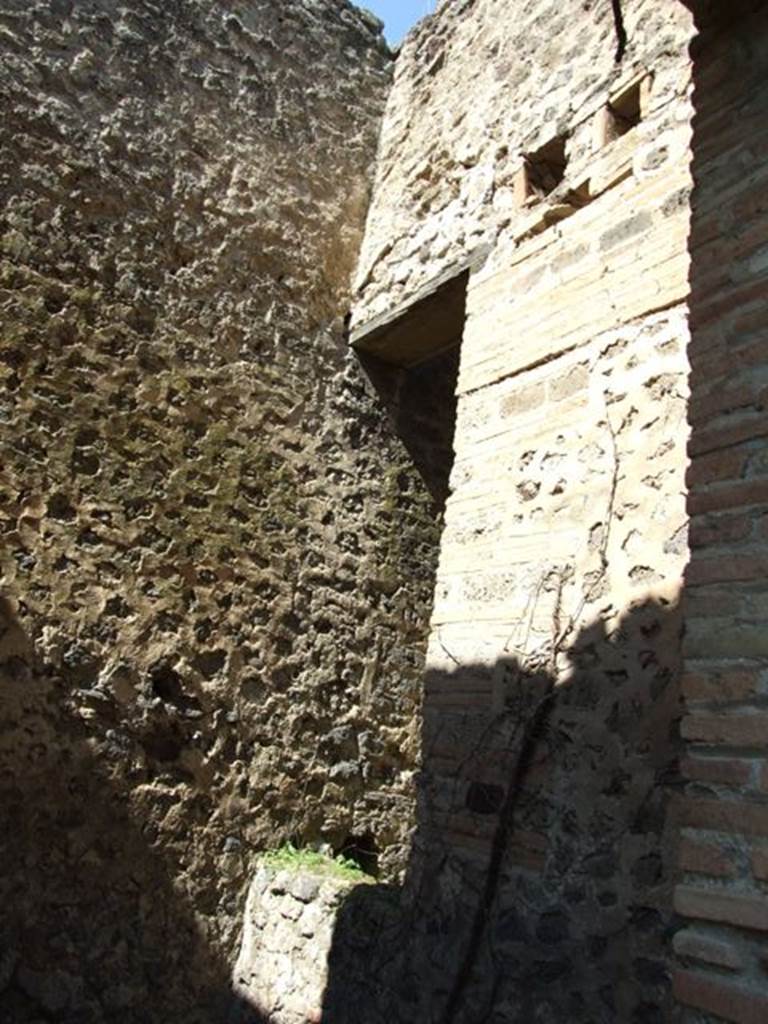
left=261, top=842, right=370, bottom=882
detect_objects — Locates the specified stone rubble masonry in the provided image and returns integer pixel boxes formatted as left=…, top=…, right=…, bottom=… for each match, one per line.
left=230, top=863, right=371, bottom=1024
left=0, top=1, right=442, bottom=1021
left=675, top=3, right=768, bottom=1021
left=2, top=1, right=768, bottom=1022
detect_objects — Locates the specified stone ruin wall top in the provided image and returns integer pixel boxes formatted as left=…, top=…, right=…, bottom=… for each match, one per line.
left=352, top=0, right=695, bottom=331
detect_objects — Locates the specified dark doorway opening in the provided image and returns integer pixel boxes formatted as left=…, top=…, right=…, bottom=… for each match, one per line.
left=351, top=267, right=469, bottom=511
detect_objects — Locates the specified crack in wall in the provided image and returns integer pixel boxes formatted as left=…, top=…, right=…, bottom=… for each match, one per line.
left=611, top=0, right=628, bottom=62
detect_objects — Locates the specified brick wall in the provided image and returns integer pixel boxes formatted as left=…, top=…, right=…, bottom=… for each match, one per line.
left=675, top=3, right=768, bottom=1020
left=347, top=2, right=698, bottom=1020
left=352, top=0, right=694, bottom=330
left=413, top=109, right=693, bottom=1024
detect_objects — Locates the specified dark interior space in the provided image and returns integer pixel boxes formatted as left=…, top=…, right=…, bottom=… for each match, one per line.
left=337, top=831, right=380, bottom=878
left=352, top=266, right=469, bottom=511
left=360, top=343, right=461, bottom=511
left=524, top=135, right=568, bottom=198
left=608, top=79, right=642, bottom=136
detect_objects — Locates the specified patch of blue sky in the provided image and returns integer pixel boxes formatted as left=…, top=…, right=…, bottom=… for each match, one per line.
left=361, top=0, right=436, bottom=45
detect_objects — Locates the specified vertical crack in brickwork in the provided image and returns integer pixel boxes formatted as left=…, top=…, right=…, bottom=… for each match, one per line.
left=611, top=0, right=628, bottom=62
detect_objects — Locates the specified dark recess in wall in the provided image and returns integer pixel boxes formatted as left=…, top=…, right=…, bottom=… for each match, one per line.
left=360, top=343, right=461, bottom=510
left=338, top=831, right=380, bottom=877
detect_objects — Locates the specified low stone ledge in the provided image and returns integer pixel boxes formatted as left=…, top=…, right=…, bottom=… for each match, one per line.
left=230, top=860, right=376, bottom=1024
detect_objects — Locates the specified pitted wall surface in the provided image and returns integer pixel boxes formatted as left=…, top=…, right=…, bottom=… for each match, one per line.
left=0, top=3, right=441, bottom=1020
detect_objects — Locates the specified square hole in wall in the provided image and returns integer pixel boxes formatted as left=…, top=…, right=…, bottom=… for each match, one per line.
left=609, top=79, right=642, bottom=135
left=522, top=135, right=568, bottom=199
left=595, top=77, right=645, bottom=148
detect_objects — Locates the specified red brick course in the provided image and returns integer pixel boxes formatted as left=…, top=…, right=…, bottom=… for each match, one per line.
left=687, top=479, right=768, bottom=517
left=685, top=551, right=768, bottom=586
left=675, top=886, right=768, bottom=931
left=682, top=713, right=768, bottom=747
left=689, top=380, right=768, bottom=427
left=689, top=412, right=768, bottom=459
left=674, top=969, right=768, bottom=1024
left=681, top=662, right=759, bottom=702
left=679, top=836, right=739, bottom=878
left=673, top=927, right=743, bottom=970
left=679, top=798, right=768, bottom=837
left=681, top=755, right=753, bottom=787
left=689, top=511, right=754, bottom=549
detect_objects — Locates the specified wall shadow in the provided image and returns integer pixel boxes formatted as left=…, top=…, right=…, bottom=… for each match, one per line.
left=0, top=596, right=267, bottom=1024
left=322, top=596, right=683, bottom=1024
left=359, top=345, right=461, bottom=511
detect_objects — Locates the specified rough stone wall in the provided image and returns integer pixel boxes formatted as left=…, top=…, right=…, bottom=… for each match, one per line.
left=0, top=3, right=442, bottom=1020
left=231, top=863, right=395, bottom=1024
left=232, top=864, right=340, bottom=1024
left=347, top=1, right=697, bottom=1021
left=674, top=3, right=768, bottom=1020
